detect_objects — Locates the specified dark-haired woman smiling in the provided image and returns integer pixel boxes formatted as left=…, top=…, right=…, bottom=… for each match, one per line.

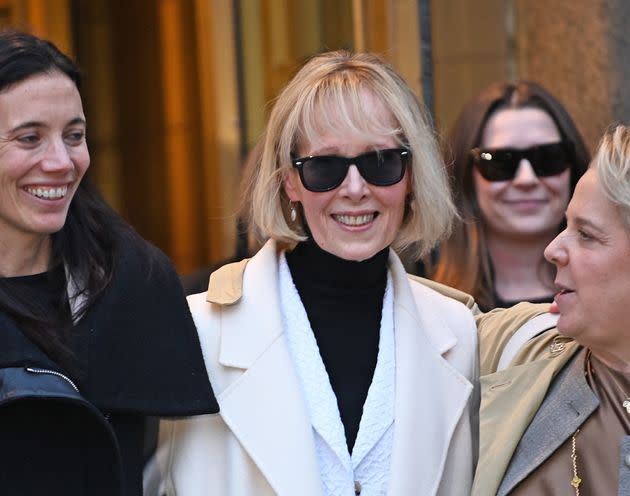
left=431, top=81, right=589, bottom=311
left=0, top=31, right=216, bottom=495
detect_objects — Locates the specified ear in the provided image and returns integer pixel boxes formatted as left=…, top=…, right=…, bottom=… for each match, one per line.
left=283, top=169, right=302, bottom=202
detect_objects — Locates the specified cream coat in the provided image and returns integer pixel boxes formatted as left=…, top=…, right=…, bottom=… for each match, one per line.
left=153, top=241, right=478, bottom=496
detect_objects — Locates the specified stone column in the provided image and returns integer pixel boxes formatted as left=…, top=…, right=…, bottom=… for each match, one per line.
left=515, top=0, right=630, bottom=150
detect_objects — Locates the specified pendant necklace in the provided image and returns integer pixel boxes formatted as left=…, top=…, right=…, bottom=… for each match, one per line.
left=570, top=428, right=581, bottom=495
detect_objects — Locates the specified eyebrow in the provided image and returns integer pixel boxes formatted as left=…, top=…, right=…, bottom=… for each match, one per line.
left=572, top=215, right=605, bottom=234
left=9, top=117, right=86, bottom=133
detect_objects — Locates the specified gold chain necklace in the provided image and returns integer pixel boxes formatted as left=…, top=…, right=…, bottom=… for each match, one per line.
left=570, top=429, right=581, bottom=495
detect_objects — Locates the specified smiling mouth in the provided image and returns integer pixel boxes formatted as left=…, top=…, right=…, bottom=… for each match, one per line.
left=25, top=185, right=68, bottom=200
left=505, top=199, right=547, bottom=206
left=333, top=213, right=376, bottom=226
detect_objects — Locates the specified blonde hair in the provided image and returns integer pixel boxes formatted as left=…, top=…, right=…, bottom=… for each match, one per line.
left=250, top=50, right=456, bottom=258
left=592, top=124, right=630, bottom=228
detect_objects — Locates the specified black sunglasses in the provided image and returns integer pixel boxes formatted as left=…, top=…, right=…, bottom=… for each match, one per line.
left=291, top=148, right=410, bottom=192
left=470, top=141, right=574, bottom=182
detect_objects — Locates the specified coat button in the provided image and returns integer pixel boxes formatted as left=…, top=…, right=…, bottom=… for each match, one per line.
left=625, top=454, right=630, bottom=468
left=354, top=480, right=361, bottom=495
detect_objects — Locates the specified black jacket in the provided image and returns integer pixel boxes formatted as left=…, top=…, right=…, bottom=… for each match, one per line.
left=0, top=239, right=218, bottom=495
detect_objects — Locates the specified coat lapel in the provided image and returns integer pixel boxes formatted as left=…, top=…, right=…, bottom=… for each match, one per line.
left=472, top=342, right=582, bottom=496
left=497, top=350, right=598, bottom=495
left=213, top=242, right=322, bottom=496
left=387, top=254, right=473, bottom=495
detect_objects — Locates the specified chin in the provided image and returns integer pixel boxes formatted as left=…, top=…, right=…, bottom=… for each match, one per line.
left=330, top=245, right=381, bottom=262
left=33, top=219, right=68, bottom=235
left=334, top=251, right=368, bottom=262
left=555, top=316, right=580, bottom=339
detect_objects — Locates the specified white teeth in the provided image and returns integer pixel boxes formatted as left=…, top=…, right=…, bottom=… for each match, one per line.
left=26, top=185, right=68, bottom=200
left=334, top=214, right=375, bottom=226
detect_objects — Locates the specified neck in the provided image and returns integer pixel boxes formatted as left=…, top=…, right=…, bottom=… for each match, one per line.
left=286, top=238, right=388, bottom=289
left=589, top=346, right=630, bottom=374
left=0, top=234, right=52, bottom=277
left=486, top=231, right=555, bottom=301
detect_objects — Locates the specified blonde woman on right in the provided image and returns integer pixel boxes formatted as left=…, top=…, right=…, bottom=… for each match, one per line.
left=474, top=124, right=630, bottom=495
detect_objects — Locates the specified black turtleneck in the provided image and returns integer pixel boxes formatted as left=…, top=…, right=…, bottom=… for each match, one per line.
left=285, top=239, right=388, bottom=453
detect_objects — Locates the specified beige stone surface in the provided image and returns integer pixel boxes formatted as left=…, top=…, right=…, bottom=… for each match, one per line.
left=514, top=0, right=623, bottom=150
left=432, top=0, right=509, bottom=134
left=432, top=0, right=630, bottom=152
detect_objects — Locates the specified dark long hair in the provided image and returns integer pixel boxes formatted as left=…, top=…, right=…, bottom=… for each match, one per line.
left=432, top=80, right=590, bottom=310
left=0, top=32, right=140, bottom=370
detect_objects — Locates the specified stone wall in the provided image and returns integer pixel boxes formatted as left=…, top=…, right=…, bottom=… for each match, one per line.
left=515, top=0, right=630, bottom=150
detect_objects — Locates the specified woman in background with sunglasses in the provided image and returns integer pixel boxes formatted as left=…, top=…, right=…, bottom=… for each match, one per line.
left=430, top=81, right=589, bottom=311
left=152, top=50, right=478, bottom=496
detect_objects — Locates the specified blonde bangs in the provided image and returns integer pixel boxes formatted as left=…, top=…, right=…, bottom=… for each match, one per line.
left=297, top=75, right=403, bottom=152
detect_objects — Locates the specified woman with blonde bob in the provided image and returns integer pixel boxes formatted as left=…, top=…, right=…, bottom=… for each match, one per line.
left=151, top=51, right=478, bottom=496
left=253, top=53, right=457, bottom=257
left=473, top=124, right=630, bottom=495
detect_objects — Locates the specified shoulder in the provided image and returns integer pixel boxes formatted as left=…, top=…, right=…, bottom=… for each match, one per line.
left=187, top=290, right=219, bottom=324
left=95, top=235, right=183, bottom=312
left=186, top=291, right=219, bottom=361
left=202, top=240, right=281, bottom=307
left=115, top=235, right=177, bottom=283
left=389, top=249, right=477, bottom=316
left=407, top=274, right=479, bottom=312
left=477, top=302, right=560, bottom=374
left=405, top=275, right=478, bottom=339
left=83, top=236, right=217, bottom=415
left=99, top=236, right=190, bottom=314
left=187, top=244, right=278, bottom=327
left=387, top=251, right=478, bottom=350
left=185, top=256, right=264, bottom=396
left=185, top=256, right=256, bottom=330
left=402, top=274, right=478, bottom=377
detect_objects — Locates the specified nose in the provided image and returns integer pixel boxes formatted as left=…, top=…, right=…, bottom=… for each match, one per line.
left=544, top=229, right=568, bottom=266
left=41, top=137, right=74, bottom=173
left=512, top=159, right=539, bottom=186
left=341, top=164, right=369, bottom=199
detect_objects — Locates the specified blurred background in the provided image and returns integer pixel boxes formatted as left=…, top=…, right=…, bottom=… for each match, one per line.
left=4, top=0, right=629, bottom=274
